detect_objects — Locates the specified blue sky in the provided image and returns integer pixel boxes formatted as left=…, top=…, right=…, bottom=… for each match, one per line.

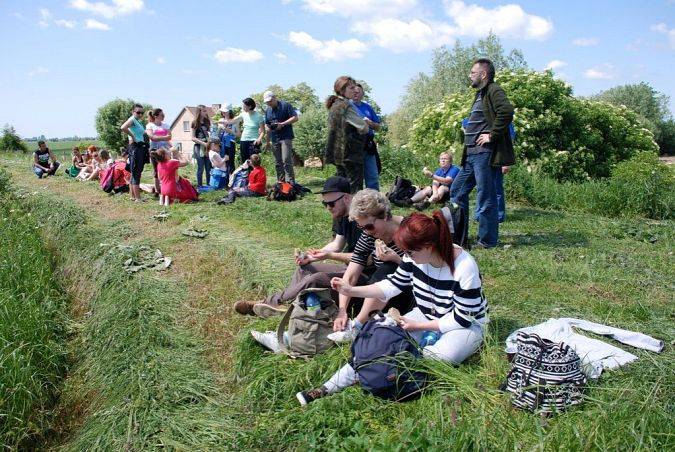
left=1, top=0, right=674, bottom=138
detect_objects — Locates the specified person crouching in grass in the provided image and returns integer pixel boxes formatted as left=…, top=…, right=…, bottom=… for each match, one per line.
left=151, top=148, right=198, bottom=206
left=33, top=140, right=60, bottom=178
left=217, top=154, right=267, bottom=205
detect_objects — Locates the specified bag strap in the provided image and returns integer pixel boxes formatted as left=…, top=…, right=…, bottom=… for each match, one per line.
left=276, top=302, right=296, bottom=356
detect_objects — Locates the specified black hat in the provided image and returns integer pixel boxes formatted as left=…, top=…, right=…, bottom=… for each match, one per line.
left=319, top=176, right=351, bottom=194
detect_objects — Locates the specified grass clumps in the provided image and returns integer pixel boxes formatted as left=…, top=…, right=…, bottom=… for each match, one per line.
left=0, top=177, right=68, bottom=448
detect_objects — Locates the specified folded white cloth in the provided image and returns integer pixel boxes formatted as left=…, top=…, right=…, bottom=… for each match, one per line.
left=505, top=317, right=664, bottom=379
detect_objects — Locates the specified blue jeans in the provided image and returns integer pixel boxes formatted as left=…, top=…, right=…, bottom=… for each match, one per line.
left=450, top=152, right=499, bottom=247
left=193, top=145, right=212, bottom=187
left=364, top=153, right=380, bottom=190
left=34, top=162, right=60, bottom=178
left=474, top=169, right=505, bottom=223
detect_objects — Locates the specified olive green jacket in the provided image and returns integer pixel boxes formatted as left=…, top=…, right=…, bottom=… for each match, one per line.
left=461, top=81, right=515, bottom=167
left=325, top=97, right=369, bottom=166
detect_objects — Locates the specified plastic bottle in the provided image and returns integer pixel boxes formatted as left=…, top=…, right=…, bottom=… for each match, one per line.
left=420, top=331, right=440, bottom=347
left=305, top=292, right=321, bottom=312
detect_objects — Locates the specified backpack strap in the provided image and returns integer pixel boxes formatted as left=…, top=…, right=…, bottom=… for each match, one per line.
left=276, top=302, right=296, bottom=356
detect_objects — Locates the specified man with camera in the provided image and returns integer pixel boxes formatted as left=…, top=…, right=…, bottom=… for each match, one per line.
left=263, top=90, right=298, bottom=184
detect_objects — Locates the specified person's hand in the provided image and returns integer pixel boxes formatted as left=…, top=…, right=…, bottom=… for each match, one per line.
left=375, top=244, right=397, bottom=262
left=476, top=133, right=491, bottom=146
left=254, top=139, right=261, bottom=146
left=295, top=253, right=315, bottom=266
left=422, top=167, right=433, bottom=177
left=306, top=248, right=329, bottom=261
left=330, top=277, right=352, bottom=295
left=333, top=310, right=348, bottom=331
left=502, top=166, right=511, bottom=174
left=399, top=317, right=422, bottom=331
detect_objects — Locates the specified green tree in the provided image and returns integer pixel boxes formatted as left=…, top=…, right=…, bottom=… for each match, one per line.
left=293, top=107, right=328, bottom=162
left=389, top=32, right=527, bottom=147
left=95, top=99, right=152, bottom=151
left=591, top=82, right=673, bottom=154
left=0, top=124, right=29, bottom=152
left=250, top=82, right=320, bottom=114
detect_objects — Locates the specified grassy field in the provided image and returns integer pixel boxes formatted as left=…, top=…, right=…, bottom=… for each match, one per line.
left=0, top=151, right=673, bottom=450
left=20, top=140, right=103, bottom=162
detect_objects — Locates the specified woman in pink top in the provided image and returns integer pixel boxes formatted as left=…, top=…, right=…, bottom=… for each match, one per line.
left=150, top=148, right=198, bottom=206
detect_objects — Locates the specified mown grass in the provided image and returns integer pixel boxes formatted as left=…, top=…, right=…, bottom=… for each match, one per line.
left=1, top=151, right=674, bottom=451
left=0, top=172, right=69, bottom=449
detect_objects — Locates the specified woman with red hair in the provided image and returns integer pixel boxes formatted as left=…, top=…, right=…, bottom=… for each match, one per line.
left=297, top=210, right=487, bottom=405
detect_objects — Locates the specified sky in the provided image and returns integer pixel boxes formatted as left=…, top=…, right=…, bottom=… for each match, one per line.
left=1, top=0, right=674, bottom=138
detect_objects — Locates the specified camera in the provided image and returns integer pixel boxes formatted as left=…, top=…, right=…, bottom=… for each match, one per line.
left=269, top=120, right=279, bottom=131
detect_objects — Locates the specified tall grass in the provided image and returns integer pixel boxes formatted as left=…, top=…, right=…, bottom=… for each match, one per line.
left=0, top=175, right=68, bottom=448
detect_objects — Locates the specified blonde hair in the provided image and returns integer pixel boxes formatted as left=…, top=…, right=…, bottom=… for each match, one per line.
left=439, top=151, right=453, bottom=163
left=349, top=189, right=391, bottom=221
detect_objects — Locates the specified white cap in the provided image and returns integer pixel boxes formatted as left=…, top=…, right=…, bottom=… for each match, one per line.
left=263, top=90, right=275, bottom=102
left=219, top=103, right=233, bottom=112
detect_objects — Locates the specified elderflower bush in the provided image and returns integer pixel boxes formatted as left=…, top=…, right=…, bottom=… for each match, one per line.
left=410, top=71, right=659, bottom=182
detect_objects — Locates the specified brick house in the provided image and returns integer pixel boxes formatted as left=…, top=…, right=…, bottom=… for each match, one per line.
left=169, top=104, right=220, bottom=158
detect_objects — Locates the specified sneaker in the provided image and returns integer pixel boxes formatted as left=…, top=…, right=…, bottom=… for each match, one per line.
left=250, top=330, right=281, bottom=353
left=253, top=303, right=288, bottom=319
left=327, top=320, right=358, bottom=343
left=234, top=300, right=256, bottom=315
left=296, top=387, right=326, bottom=406
left=413, top=201, right=430, bottom=211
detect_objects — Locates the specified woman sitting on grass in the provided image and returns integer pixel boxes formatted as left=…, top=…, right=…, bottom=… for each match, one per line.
left=76, top=150, right=97, bottom=181
left=150, top=148, right=198, bottom=206
left=66, top=146, right=86, bottom=177
left=296, top=210, right=488, bottom=405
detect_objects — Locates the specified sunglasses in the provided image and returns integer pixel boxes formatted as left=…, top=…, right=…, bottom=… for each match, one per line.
left=357, top=221, right=376, bottom=232
left=321, top=194, right=345, bottom=208
left=134, top=110, right=144, bottom=115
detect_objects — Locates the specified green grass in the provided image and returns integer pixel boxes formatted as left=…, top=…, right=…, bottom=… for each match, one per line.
left=0, top=172, right=68, bottom=448
left=0, top=151, right=673, bottom=451
left=18, top=139, right=103, bottom=162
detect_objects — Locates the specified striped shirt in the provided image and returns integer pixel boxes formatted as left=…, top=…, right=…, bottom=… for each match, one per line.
left=376, top=251, right=488, bottom=333
left=350, top=232, right=404, bottom=268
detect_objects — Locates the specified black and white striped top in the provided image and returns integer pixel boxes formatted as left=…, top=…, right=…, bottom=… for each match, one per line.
left=350, top=232, right=404, bottom=268
left=376, top=251, right=488, bottom=333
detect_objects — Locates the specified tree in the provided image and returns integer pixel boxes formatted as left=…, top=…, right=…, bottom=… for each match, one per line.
left=95, top=98, right=152, bottom=151
left=591, top=82, right=673, bottom=154
left=0, top=124, right=29, bottom=152
left=388, top=32, right=527, bottom=146
left=250, top=82, right=320, bottom=114
left=293, top=107, right=328, bottom=162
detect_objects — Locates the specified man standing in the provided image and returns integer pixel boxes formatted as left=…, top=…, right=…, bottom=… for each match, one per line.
left=263, top=90, right=298, bottom=184
left=351, top=83, right=382, bottom=191
left=120, top=103, right=148, bottom=202
left=450, top=58, right=514, bottom=248
left=233, top=176, right=364, bottom=318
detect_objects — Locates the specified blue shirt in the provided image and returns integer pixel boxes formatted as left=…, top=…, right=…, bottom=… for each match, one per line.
left=434, top=165, right=459, bottom=186
left=352, top=101, right=380, bottom=138
left=129, top=117, right=145, bottom=143
left=264, top=100, right=296, bottom=143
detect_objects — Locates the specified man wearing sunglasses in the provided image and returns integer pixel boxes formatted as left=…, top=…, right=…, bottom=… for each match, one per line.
left=234, top=176, right=366, bottom=318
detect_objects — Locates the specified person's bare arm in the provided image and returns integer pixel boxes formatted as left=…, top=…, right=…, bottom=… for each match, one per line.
left=120, top=117, right=136, bottom=142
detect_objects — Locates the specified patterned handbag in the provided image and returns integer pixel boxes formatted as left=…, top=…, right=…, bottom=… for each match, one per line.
left=502, top=332, right=587, bottom=413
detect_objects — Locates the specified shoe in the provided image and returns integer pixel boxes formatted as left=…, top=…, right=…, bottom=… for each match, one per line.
left=472, top=241, right=496, bottom=250
left=413, top=201, right=430, bottom=211
left=253, top=303, right=287, bottom=318
left=327, top=320, right=358, bottom=343
left=234, top=300, right=256, bottom=315
left=296, top=387, right=326, bottom=406
left=250, top=330, right=281, bottom=353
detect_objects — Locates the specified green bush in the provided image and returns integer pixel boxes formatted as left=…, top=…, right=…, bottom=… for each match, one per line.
left=410, top=71, right=659, bottom=182
left=293, top=107, right=328, bottom=161
left=95, top=99, right=152, bottom=151
left=0, top=124, right=29, bottom=152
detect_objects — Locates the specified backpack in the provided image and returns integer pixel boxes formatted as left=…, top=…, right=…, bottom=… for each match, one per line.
left=101, top=161, right=130, bottom=194
left=440, top=203, right=468, bottom=248
left=229, top=166, right=249, bottom=189
left=386, top=176, right=417, bottom=207
left=351, top=316, right=427, bottom=401
left=275, top=288, right=338, bottom=358
left=501, top=332, right=587, bottom=414
left=267, top=181, right=298, bottom=202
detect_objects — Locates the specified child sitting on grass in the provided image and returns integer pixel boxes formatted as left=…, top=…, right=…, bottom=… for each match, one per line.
left=151, top=148, right=198, bottom=206
left=208, top=139, right=229, bottom=190
left=66, top=147, right=86, bottom=177
left=409, top=151, right=459, bottom=210
left=216, top=154, right=267, bottom=205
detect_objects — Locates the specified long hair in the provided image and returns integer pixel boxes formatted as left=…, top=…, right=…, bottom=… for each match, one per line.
left=325, top=75, right=356, bottom=110
left=149, top=148, right=168, bottom=163
left=191, top=104, right=211, bottom=130
left=394, top=211, right=456, bottom=272
left=147, top=108, right=163, bottom=122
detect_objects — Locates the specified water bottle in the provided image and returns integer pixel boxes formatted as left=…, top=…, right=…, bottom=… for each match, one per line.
left=420, top=331, right=440, bottom=347
left=305, top=292, right=321, bottom=312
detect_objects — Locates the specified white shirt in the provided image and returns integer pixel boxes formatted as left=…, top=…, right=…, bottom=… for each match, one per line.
left=208, top=150, right=228, bottom=171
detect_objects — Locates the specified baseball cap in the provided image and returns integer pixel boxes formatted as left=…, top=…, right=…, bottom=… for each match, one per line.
left=219, top=103, right=233, bottom=112
left=319, top=176, right=351, bottom=194
left=263, top=90, right=275, bottom=102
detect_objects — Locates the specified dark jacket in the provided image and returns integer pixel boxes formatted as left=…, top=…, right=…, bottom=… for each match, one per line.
left=461, top=81, right=515, bottom=167
left=325, top=97, right=368, bottom=166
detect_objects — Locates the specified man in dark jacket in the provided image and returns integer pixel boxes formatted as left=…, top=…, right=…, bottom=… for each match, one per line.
left=450, top=58, right=514, bottom=248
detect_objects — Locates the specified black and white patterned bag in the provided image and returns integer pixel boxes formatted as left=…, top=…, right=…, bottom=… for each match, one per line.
left=502, top=332, right=587, bottom=413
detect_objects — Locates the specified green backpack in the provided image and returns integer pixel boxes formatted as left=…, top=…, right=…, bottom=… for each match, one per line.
left=276, top=288, right=338, bottom=358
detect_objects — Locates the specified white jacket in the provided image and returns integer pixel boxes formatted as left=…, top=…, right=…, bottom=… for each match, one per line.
left=505, top=318, right=663, bottom=379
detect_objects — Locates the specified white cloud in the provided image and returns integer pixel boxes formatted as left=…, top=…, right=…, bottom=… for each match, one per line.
left=352, top=18, right=456, bottom=52
left=156, top=56, right=166, bottom=64
left=545, top=60, right=567, bottom=71
left=38, top=8, right=51, bottom=27
left=55, top=19, right=77, bottom=28
left=186, top=35, right=223, bottom=44
left=584, top=64, right=614, bottom=80
left=651, top=22, right=675, bottom=49
left=85, top=18, right=111, bottom=30
left=28, top=66, right=49, bottom=77
left=572, top=37, right=598, bottom=46
left=274, top=52, right=288, bottom=62
left=443, top=1, right=553, bottom=40
left=299, top=0, right=417, bottom=18
left=288, top=31, right=368, bottom=61
left=70, top=0, right=143, bottom=19
left=213, top=48, right=264, bottom=63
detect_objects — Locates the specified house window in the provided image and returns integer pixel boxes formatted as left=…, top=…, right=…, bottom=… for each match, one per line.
left=183, top=121, right=190, bottom=132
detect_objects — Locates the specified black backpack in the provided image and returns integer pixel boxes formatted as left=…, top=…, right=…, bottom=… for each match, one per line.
left=441, top=203, right=468, bottom=248
left=386, top=176, right=417, bottom=207
left=267, top=181, right=298, bottom=202
left=351, top=316, right=426, bottom=401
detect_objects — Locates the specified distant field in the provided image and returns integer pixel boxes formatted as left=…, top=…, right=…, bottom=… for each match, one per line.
left=22, top=140, right=102, bottom=161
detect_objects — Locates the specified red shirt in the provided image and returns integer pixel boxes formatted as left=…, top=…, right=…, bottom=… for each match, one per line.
left=248, top=166, right=267, bottom=194
left=157, top=159, right=179, bottom=197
